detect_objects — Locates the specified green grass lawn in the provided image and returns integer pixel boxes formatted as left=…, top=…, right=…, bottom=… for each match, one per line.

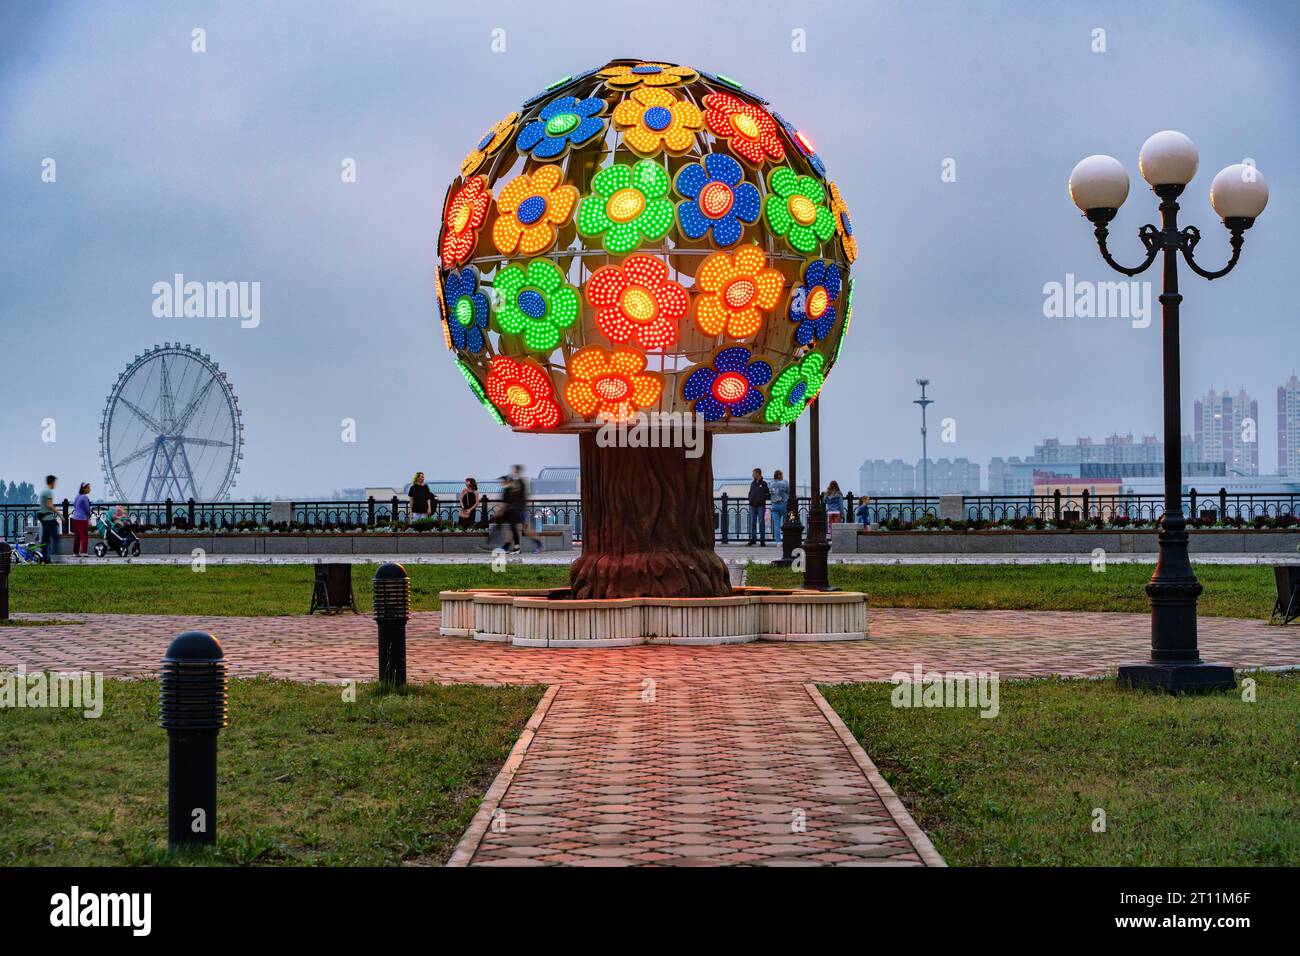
left=748, top=562, right=1278, bottom=620
left=0, top=678, right=542, bottom=866
left=4, top=561, right=1280, bottom=619
left=7, top=563, right=573, bottom=616
left=824, top=673, right=1300, bottom=866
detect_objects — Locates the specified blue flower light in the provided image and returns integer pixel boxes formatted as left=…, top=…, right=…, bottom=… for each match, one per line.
left=444, top=266, right=489, bottom=352
left=674, top=153, right=761, bottom=248
left=790, top=259, right=841, bottom=346
left=517, top=95, right=608, bottom=159
left=682, top=346, right=773, bottom=421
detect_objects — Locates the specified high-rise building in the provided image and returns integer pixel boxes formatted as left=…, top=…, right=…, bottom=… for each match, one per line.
left=988, top=434, right=1223, bottom=494
left=858, top=459, right=916, bottom=495
left=1280, top=374, right=1300, bottom=477
left=1195, top=387, right=1260, bottom=476
left=925, top=458, right=981, bottom=495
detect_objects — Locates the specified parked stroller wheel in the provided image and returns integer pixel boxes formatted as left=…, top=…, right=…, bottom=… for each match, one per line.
left=93, top=543, right=107, bottom=558
left=130, top=542, right=141, bottom=557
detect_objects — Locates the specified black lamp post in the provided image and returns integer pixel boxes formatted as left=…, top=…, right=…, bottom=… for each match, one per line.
left=1069, top=131, right=1268, bottom=692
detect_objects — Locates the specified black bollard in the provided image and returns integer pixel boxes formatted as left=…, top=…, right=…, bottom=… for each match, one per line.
left=372, top=563, right=409, bottom=687
left=159, top=630, right=228, bottom=849
left=0, top=542, right=10, bottom=622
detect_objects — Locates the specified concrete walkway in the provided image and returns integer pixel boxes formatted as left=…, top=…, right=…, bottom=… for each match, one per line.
left=3, top=609, right=1295, bottom=867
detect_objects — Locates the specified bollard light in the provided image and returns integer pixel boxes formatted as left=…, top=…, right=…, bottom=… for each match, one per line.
left=372, top=563, right=410, bottom=687
left=159, top=630, right=228, bottom=849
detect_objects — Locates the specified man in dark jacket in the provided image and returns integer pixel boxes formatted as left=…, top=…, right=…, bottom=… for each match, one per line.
left=746, top=468, right=770, bottom=546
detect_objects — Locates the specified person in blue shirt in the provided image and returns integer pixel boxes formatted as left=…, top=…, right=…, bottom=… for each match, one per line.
left=768, top=469, right=789, bottom=544
left=71, top=483, right=93, bottom=557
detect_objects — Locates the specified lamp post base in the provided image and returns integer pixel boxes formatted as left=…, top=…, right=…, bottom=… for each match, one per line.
left=1116, top=661, right=1235, bottom=693
left=771, top=518, right=804, bottom=567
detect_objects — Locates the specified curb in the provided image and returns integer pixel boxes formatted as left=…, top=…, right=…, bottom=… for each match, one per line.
left=803, top=682, right=948, bottom=868
left=445, top=683, right=560, bottom=867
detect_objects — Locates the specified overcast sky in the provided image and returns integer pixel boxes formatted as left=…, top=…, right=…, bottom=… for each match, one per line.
left=2, top=0, right=1297, bottom=497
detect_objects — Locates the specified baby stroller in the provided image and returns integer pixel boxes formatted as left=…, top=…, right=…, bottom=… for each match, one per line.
left=93, top=510, right=141, bottom=557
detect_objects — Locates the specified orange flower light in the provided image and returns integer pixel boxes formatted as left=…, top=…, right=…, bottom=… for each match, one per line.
left=586, top=254, right=689, bottom=350
left=693, top=244, right=783, bottom=338
left=565, top=346, right=664, bottom=422
left=493, top=166, right=579, bottom=256
left=440, top=176, right=491, bottom=267
left=702, top=92, right=785, bottom=167
left=828, top=181, right=857, bottom=264
left=612, top=87, right=703, bottom=156
left=484, top=355, right=562, bottom=430
left=599, top=62, right=698, bottom=89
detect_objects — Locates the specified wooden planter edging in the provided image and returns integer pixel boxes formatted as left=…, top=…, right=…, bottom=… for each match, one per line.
left=136, top=530, right=571, bottom=555
left=439, top=587, right=868, bottom=647
left=834, top=526, right=1300, bottom=555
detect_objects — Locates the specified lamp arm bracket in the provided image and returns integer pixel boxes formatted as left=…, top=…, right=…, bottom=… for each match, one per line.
left=1180, top=224, right=1245, bottom=280
left=1093, top=222, right=1159, bottom=277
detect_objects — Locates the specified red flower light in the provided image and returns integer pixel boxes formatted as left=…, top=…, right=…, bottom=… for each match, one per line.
left=440, top=176, right=491, bottom=268
left=701, top=92, right=785, bottom=167
left=586, top=254, right=689, bottom=350
left=484, top=355, right=562, bottom=430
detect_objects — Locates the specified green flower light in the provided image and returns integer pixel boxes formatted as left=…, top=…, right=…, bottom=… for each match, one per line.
left=833, top=277, right=854, bottom=364
left=492, top=258, right=579, bottom=352
left=577, top=159, right=674, bottom=254
left=458, top=360, right=506, bottom=425
left=763, top=352, right=826, bottom=425
left=763, top=166, right=836, bottom=254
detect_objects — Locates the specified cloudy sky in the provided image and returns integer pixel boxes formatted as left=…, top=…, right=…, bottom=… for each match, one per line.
left=2, top=0, right=1297, bottom=497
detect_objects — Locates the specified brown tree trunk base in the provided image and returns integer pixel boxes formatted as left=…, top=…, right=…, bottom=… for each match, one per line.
left=570, top=430, right=731, bottom=599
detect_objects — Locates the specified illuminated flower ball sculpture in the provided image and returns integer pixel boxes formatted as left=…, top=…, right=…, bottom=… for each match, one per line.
left=438, top=60, right=856, bottom=599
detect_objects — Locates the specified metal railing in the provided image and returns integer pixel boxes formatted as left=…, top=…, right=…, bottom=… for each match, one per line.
left=3, top=488, right=1297, bottom=543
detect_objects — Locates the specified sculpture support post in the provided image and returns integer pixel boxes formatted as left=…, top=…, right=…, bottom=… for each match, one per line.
left=570, top=430, right=730, bottom=599
left=801, top=398, right=831, bottom=590
left=774, top=420, right=803, bottom=566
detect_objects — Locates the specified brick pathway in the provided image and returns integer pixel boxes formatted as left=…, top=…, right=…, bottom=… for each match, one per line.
left=4, top=609, right=1296, bottom=866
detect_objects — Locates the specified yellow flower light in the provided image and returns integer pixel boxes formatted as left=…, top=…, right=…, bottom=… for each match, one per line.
left=599, top=62, right=698, bottom=89
left=612, top=87, right=703, bottom=156
left=493, top=165, right=579, bottom=256
left=460, top=112, right=519, bottom=178
left=693, top=244, right=783, bottom=339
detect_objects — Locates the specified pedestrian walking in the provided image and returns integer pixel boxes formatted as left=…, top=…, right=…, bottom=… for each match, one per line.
left=37, top=475, right=60, bottom=564
left=71, top=482, right=92, bottom=557
left=746, top=468, right=770, bottom=546
left=768, top=469, right=789, bottom=544
left=504, top=466, right=542, bottom=554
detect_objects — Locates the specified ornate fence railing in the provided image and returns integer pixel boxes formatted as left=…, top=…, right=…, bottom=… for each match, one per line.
left=3, top=488, right=1297, bottom=544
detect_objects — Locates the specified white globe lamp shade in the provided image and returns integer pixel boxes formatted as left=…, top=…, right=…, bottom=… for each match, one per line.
left=1210, top=164, right=1268, bottom=220
left=1138, top=130, right=1199, bottom=186
left=1069, top=155, right=1130, bottom=212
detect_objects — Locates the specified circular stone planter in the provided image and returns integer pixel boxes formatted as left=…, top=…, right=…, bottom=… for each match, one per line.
left=439, top=587, right=869, bottom=647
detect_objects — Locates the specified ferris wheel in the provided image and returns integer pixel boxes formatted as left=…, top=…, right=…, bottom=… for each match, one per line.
left=100, top=344, right=244, bottom=502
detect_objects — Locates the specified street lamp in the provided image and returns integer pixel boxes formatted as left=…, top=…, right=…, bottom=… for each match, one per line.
left=1069, top=130, right=1268, bottom=692
left=914, top=379, right=933, bottom=498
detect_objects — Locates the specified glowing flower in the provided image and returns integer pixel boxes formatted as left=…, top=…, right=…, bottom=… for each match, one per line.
left=443, top=266, right=490, bottom=353
left=439, top=176, right=491, bottom=267
left=674, top=152, right=761, bottom=248
left=492, top=258, right=580, bottom=352
left=764, top=352, right=826, bottom=425
left=576, top=160, right=674, bottom=254
left=516, top=95, right=607, bottom=160
left=828, top=181, right=857, bottom=263
left=790, top=259, right=841, bottom=346
left=460, top=112, right=518, bottom=178
left=485, top=355, right=562, bottom=430
left=493, top=166, right=578, bottom=256
left=599, top=62, right=698, bottom=89
left=458, top=360, right=505, bottom=425
left=772, top=111, right=827, bottom=178
left=682, top=346, right=773, bottom=421
left=764, top=167, right=835, bottom=254
left=701, top=91, right=785, bottom=166
left=565, top=346, right=664, bottom=422
left=612, top=87, right=703, bottom=156
left=586, top=254, right=688, bottom=350
left=694, top=245, right=783, bottom=339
